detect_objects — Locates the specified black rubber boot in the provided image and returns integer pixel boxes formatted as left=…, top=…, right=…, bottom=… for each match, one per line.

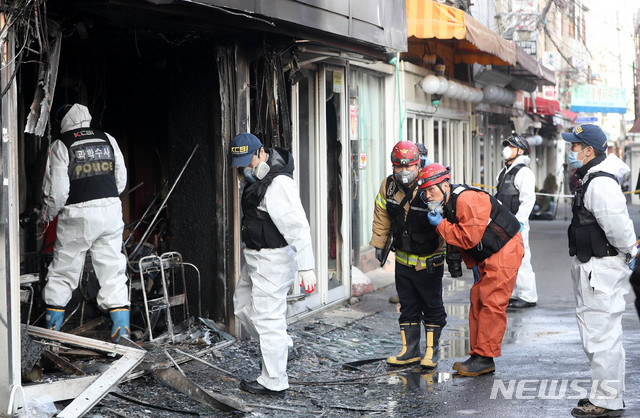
left=420, top=324, right=442, bottom=369
left=455, top=355, right=495, bottom=376
left=387, top=322, right=421, bottom=366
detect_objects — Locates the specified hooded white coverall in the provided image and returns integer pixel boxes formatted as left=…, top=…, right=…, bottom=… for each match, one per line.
left=233, top=174, right=315, bottom=391
left=496, top=154, right=538, bottom=303
left=571, top=154, right=636, bottom=410
left=42, top=104, right=129, bottom=310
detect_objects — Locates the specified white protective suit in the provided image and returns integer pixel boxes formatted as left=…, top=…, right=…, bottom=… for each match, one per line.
left=233, top=173, right=315, bottom=392
left=42, top=104, right=129, bottom=310
left=570, top=154, right=637, bottom=410
left=496, top=154, right=538, bottom=303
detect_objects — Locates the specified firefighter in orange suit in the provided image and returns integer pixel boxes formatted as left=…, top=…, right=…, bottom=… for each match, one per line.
left=419, top=163, right=524, bottom=376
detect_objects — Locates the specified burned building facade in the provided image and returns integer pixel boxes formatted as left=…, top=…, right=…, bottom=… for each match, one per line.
left=0, top=0, right=406, bottom=412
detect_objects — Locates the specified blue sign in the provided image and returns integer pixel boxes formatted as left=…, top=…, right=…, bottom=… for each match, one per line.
left=575, top=116, right=598, bottom=123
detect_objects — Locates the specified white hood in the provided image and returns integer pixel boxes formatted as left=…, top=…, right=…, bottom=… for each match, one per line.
left=587, top=154, right=630, bottom=179
left=60, top=104, right=92, bottom=133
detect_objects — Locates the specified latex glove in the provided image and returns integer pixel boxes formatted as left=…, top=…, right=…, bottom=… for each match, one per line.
left=519, top=222, right=524, bottom=232
left=427, top=210, right=443, bottom=227
left=299, top=270, right=316, bottom=293
left=375, top=248, right=384, bottom=263
left=630, top=257, right=636, bottom=271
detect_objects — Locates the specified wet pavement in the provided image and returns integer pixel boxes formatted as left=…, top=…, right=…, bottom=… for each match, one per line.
left=88, top=202, right=640, bottom=417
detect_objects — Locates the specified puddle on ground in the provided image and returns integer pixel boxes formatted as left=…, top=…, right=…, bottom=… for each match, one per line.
left=443, top=277, right=472, bottom=293
left=385, top=367, right=455, bottom=391
left=442, top=304, right=471, bottom=359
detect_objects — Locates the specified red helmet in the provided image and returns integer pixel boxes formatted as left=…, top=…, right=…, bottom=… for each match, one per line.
left=417, top=163, right=451, bottom=189
left=391, top=141, right=420, bottom=166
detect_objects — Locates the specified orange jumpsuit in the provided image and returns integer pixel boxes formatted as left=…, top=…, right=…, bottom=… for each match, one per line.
left=436, top=190, right=524, bottom=358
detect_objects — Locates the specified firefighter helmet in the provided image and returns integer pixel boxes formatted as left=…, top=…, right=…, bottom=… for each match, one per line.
left=417, top=163, right=451, bottom=189
left=391, top=141, right=420, bottom=166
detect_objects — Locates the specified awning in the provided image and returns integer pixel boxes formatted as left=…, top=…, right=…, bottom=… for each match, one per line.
left=560, top=110, right=578, bottom=123
left=514, top=46, right=556, bottom=86
left=407, top=0, right=517, bottom=66
left=630, top=118, right=640, bottom=134
left=525, top=97, right=560, bottom=115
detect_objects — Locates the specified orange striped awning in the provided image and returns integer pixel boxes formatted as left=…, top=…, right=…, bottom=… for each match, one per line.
left=407, top=0, right=517, bottom=66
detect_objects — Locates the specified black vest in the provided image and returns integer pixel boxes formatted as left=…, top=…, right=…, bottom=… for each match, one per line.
left=241, top=148, right=294, bottom=250
left=568, top=171, right=618, bottom=262
left=384, top=175, right=440, bottom=255
left=495, top=164, right=525, bottom=214
left=60, top=128, right=119, bottom=205
left=444, top=184, right=521, bottom=262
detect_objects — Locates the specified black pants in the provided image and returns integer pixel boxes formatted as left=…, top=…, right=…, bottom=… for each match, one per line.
left=395, top=262, right=446, bottom=326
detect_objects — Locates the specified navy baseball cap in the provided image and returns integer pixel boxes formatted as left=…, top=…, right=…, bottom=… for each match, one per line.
left=230, top=133, right=262, bottom=167
left=561, top=124, right=608, bottom=152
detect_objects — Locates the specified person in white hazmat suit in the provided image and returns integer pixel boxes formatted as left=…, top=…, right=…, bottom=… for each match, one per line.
left=41, top=103, right=130, bottom=342
left=563, top=124, right=637, bottom=417
left=230, top=133, right=316, bottom=397
left=495, top=133, right=538, bottom=308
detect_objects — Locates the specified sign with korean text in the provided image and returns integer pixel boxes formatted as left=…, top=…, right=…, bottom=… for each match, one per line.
left=570, top=85, right=627, bottom=114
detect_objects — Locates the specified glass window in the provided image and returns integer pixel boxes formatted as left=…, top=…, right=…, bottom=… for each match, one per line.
left=350, top=70, right=385, bottom=254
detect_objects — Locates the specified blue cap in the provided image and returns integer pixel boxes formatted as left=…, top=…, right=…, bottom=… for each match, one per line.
left=230, top=133, right=262, bottom=167
left=561, top=124, right=607, bottom=152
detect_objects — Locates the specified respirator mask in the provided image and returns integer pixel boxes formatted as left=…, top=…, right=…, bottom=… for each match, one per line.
left=394, top=169, right=415, bottom=185
left=240, top=161, right=271, bottom=184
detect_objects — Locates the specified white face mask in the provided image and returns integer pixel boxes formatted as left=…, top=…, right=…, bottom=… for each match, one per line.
left=502, top=146, right=513, bottom=160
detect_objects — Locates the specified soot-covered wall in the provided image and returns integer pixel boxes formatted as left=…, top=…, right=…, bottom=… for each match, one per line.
left=166, top=44, right=224, bottom=321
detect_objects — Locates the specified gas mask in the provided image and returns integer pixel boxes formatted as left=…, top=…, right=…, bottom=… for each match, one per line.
left=253, top=161, right=270, bottom=180
left=502, top=146, right=513, bottom=160
left=240, top=161, right=271, bottom=184
left=394, top=169, right=416, bottom=185
left=420, top=191, right=445, bottom=214
left=426, top=199, right=444, bottom=215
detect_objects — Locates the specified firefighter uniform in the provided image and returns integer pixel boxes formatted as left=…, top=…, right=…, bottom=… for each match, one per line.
left=371, top=173, right=447, bottom=368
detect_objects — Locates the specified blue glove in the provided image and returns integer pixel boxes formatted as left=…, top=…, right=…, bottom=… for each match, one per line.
left=427, top=210, right=443, bottom=226
left=519, top=222, right=524, bottom=232
left=472, top=265, right=480, bottom=284
left=630, top=257, right=636, bottom=271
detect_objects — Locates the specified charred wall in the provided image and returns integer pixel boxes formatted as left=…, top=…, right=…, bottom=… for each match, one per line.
left=166, top=43, right=223, bottom=321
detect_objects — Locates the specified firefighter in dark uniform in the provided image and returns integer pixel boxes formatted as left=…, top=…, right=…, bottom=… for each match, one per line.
left=421, top=163, right=524, bottom=376
left=370, top=141, right=446, bottom=369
